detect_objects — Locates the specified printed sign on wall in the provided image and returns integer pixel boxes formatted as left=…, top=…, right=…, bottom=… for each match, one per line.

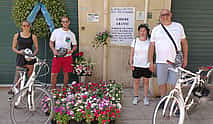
left=87, top=13, right=99, bottom=23
left=110, top=7, right=135, bottom=45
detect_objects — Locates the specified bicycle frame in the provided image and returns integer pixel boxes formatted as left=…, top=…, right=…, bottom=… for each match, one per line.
left=162, top=67, right=204, bottom=117
left=13, top=56, right=48, bottom=111
left=13, top=69, right=27, bottom=94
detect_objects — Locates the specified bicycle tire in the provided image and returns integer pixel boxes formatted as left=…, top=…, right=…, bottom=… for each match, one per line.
left=10, top=86, right=54, bottom=124
left=152, top=96, right=185, bottom=124
left=206, top=69, right=213, bottom=84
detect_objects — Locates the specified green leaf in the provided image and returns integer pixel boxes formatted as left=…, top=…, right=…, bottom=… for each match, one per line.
left=12, top=0, right=67, bottom=39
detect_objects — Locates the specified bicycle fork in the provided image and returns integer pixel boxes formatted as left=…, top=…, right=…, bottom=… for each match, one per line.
left=28, top=84, right=36, bottom=111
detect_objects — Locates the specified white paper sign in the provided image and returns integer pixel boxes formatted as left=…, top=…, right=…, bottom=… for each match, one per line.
left=87, top=13, right=99, bottom=22
left=136, top=11, right=145, bottom=20
left=110, top=7, right=135, bottom=45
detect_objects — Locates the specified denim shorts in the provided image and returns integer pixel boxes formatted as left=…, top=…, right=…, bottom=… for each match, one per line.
left=156, top=63, right=178, bottom=85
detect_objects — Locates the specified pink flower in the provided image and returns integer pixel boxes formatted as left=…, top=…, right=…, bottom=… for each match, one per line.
left=56, top=100, right=60, bottom=104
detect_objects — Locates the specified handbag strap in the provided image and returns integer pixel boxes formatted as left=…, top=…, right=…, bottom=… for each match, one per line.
left=161, top=24, right=178, bottom=53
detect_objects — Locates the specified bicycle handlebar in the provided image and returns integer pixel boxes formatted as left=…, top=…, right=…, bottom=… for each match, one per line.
left=25, top=56, right=49, bottom=77
left=166, top=60, right=197, bottom=76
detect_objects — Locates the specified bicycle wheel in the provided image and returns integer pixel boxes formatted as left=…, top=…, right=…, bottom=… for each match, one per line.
left=152, top=96, right=185, bottom=124
left=10, top=86, right=54, bottom=124
left=206, top=69, right=213, bottom=84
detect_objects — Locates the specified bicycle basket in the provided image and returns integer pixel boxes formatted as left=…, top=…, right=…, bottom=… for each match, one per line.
left=192, top=85, right=210, bottom=98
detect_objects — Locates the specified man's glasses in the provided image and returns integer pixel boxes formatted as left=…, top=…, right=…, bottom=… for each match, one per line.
left=61, top=20, right=69, bottom=23
left=22, top=24, right=30, bottom=27
left=160, top=13, right=170, bottom=17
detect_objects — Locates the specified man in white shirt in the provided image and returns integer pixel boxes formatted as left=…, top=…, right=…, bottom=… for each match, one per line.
left=49, top=16, right=77, bottom=89
left=149, top=9, right=188, bottom=97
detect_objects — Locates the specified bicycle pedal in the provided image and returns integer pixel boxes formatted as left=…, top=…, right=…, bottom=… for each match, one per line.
left=8, top=96, right=13, bottom=102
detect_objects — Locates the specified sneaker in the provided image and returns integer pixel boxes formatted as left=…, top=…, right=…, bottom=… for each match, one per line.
left=132, top=96, right=138, bottom=105
left=8, top=89, right=14, bottom=102
left=144, top=97, right=149, bottom=105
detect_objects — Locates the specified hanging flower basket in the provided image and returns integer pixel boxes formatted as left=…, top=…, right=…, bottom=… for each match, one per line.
left=92, top=31, right=112, bottom=48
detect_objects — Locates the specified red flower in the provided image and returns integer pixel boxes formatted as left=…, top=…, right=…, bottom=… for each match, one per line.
left=103, top=120, right=107, bottom=124
left=207, top=66, right=212, bottom=69
left=116, top=110, right=120, bottom=113
left=87, top=105, right=90, bottom=109
left=79, top=52, right=84, bottom=56
left=82, top=95, right=87, bottom=99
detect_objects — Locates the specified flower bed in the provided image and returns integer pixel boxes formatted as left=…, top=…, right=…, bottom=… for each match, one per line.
left=41, top=81, right=122, bottom=124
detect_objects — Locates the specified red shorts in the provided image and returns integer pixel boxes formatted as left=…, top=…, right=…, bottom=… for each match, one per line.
left=51, top=56, right=73, bottom=73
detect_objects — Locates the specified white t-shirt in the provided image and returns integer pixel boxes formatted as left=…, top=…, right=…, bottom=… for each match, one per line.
left=150, top=22, right=186, bottom=63
left=131, top=37, right=150, bottom=68
left=50, top=28, right=77, bottom=50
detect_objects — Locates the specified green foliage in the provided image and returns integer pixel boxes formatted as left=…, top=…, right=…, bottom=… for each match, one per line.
left=54, top=112, right=70, bottom=124
left=12, top=0, right=67, bottom=38
left=92, top=31, right=112, bottom=48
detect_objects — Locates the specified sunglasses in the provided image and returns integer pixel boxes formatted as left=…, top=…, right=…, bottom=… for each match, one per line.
left=22, top=24, right=30, bottom=27
left=160, top=13, right=170, bottom=17
left=61, top=20, right=69, bottom=23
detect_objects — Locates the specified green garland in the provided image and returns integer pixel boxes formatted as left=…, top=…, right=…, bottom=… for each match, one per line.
left=12, top=0, right=67, bottom=38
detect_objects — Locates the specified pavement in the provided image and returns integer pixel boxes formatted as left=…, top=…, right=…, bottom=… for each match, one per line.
left=0, top=88, right=11, bottom=124
left=1, top=87, right=213, bottom=124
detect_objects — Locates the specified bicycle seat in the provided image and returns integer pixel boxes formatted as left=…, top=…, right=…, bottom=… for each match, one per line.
left=16, top=67, right=28, bottom=72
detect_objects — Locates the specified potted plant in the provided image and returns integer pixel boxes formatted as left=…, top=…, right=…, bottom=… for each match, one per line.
left=73, top=52, right=95, bottom=82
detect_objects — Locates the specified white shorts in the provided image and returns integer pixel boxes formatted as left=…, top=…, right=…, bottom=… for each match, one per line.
left=156, top=63, right=178, bottom=85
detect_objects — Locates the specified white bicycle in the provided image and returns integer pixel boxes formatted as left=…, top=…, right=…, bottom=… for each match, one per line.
left=152, top=63, right=210, bottom=124
left=9, top=54, right=54, bottom=124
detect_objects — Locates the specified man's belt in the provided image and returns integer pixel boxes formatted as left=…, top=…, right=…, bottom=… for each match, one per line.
left=54, top=53, right=72, bottom=58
